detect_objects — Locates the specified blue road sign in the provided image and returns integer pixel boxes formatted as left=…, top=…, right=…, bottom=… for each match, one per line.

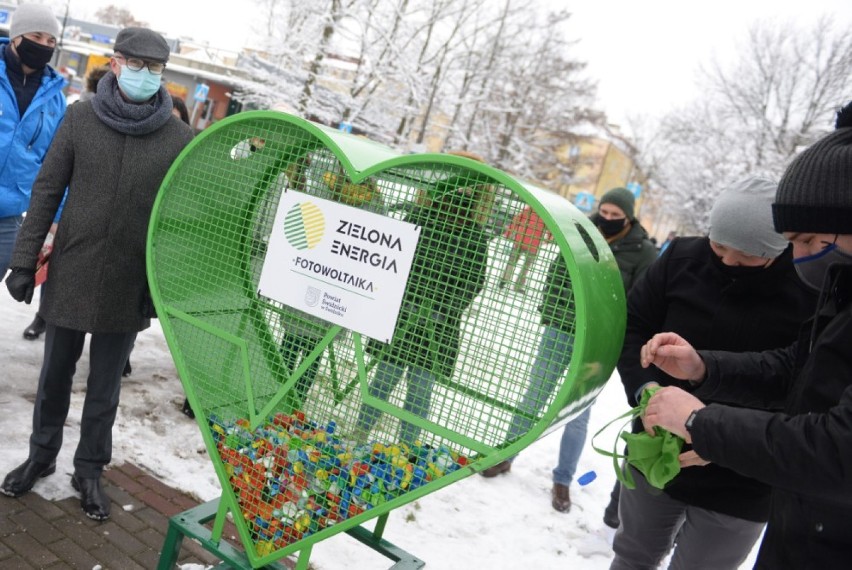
left=574, top=191, right=595, bottom=213
left=193, top=83, right=210, bottom=102
left=339, top=121, right=353, bottom=133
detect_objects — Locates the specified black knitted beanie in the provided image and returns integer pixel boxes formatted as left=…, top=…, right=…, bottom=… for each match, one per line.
left=773, top=101, right=852, bottom=233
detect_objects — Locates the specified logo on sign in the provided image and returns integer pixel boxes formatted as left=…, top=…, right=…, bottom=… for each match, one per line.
left=305, top=286, right=321, bottom=306
left=284, top=202, right=325, bottom=250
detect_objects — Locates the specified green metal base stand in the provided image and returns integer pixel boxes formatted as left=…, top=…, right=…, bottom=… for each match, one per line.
left=157, top=498, right=425, bottom=570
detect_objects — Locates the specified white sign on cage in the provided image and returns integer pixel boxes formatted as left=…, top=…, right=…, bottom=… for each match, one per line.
left=258, top=189, right=421, bottom=342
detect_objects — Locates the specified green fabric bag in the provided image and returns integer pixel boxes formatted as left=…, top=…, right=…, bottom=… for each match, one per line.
left=591, top=386, right=684, bottom=490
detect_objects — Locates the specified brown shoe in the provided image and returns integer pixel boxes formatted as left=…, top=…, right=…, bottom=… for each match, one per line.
left=552, top=482, right=571, bottom=512
left=480, top=460, right=512, bottom=478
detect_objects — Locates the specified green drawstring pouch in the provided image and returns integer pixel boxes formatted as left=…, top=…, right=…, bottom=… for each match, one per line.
left=591, top=386, right=684, bottom=490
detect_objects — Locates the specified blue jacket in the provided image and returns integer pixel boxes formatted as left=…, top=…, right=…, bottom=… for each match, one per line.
left=0, top=38, right=66, bottom=218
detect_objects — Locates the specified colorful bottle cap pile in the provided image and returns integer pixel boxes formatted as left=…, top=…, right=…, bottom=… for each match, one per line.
left=209, top=411, right=470, bottom=554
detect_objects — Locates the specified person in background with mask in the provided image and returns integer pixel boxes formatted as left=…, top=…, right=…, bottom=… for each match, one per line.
left=482, top=187, right=657, bottom=521
left=610, top=178, right=815, bottom=569
left=2, top=27, right=193, bottom=522
left=0, top=4, right=66, bottom=281
left=639, top=102, right=852, bottom=568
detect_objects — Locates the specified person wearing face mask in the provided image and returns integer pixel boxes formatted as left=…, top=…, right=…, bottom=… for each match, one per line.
left=2, top=27, right=193, bottom=522
left=588, top=187, right=665, bottom=525
left=0, top=4, right=66, bottom=281
left=638, top=101, right=852, bottom=569
left=609, top=178, right=815, bottom=570
left=481, top=186, right=657, bottom=519
left=592, top=187, right=658, bottom=292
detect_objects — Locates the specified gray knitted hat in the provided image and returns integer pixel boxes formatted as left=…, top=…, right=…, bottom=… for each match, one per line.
left=773, top=102, right=852, bottom=234
left=709, top=178, right=788, bottom=258
left=599, top=187, right=635, bottom=219
left=10, top=4, right=60, bottom=39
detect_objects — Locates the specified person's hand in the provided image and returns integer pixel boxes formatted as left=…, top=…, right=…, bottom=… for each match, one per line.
left=640, top=332, right=707, bottom=382
left=642, top=386, right=705, bottom=443
left=5, top=268, right=36, bottom=304
left=678, top=450, right=710, bottom=468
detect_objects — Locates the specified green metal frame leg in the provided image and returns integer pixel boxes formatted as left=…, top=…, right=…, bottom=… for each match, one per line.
left=158, top=499, right=424, bottom=569
left=345, top=514, right=425, bottom=569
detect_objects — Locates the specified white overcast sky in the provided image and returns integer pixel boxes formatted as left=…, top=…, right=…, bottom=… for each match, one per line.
left=60, top=0, right=851, bottom=128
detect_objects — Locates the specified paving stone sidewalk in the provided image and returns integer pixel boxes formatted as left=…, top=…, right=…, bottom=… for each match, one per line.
left=0, top=462, right=295, bottom=569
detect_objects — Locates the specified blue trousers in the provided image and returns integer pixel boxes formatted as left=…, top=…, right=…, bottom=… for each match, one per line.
left=357, top=360, right=436, bottom=444
left=0, top=214, right=24, bottom=279
left=506, top=326, right=587, bottom=485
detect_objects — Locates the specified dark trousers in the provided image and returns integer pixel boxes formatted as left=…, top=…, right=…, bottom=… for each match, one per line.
left=610, top=466, right=763, bottom=570
left=29, top=324, right=137, bottom=478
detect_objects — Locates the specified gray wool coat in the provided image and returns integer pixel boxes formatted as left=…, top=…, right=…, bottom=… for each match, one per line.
left=11, top=101, right=193, bottom=333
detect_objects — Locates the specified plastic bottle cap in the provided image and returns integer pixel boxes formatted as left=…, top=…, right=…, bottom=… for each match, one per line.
left=577, top=470, right=597, bottom=486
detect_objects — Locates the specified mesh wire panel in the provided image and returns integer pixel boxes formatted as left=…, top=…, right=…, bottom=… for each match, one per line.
left=148, top=112, right=622, bottom=566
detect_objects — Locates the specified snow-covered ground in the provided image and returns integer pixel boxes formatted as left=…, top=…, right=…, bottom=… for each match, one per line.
left=0, top=287, right=760, bottom=569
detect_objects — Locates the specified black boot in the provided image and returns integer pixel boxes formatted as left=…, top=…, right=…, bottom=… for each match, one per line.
left=182, top=398, right=195, bottom=419
left=122, top=358, right=132, bottom=377
left=23, top=314, right=46, bottom=340
left=479, top=460, right=511, bottom=478
left=1, top=459, right=56, bottom=497
left=71, top=473, right=110, bottom=521
left=603, top=481, right=621, bottom=528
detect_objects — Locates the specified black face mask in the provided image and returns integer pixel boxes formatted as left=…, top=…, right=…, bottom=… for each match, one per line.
left=709, top=250, right=771, bottom=279
left=15, top=36, right=55, bottom=70
left=596, top=216, right=627, bottom=238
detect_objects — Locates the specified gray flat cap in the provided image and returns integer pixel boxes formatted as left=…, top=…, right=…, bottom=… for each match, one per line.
left=114, top=27, right=170, bottom=62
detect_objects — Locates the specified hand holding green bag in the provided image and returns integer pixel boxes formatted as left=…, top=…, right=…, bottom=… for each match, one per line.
left=592, top=386, right=684, bottom=489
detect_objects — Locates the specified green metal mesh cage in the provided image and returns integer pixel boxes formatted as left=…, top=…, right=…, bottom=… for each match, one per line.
left=147, top=111, right=625, bottom=567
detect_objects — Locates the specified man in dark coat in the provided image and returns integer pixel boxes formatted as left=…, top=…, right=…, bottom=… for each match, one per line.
left=3, top=27, right=193, bottom=521
left=611, top=178, right=815, bottom=569
left=640, top=102, right=852, bottom=568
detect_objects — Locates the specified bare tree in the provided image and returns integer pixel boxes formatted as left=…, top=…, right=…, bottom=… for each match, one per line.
left=94, top=5, right=147, bottom=27
left=240, top=0, right=602, bottom=186
left=645, top=16, right=852, bottom=234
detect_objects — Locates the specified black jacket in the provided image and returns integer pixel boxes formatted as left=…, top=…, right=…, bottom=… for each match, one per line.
left=690, top=265, right=852, bottom=568
left=619, top=237, right=815, bottom=521
left=606, top=219, right=657, bottom=292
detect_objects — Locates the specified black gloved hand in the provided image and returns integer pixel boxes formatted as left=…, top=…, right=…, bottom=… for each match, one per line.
left=5, top=267, right=36, bottom=304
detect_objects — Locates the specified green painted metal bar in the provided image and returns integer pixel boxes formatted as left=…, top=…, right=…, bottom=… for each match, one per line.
left=158, top=499, right=423, bottom=570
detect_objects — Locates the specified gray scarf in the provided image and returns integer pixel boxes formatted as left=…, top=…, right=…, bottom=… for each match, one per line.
left=91, top=71, right=174, bottom=136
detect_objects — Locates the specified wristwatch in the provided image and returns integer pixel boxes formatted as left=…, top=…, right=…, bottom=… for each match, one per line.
left=684, top=409, right=701, bottom=432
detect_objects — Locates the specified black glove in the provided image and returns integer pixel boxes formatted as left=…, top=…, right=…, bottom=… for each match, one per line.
left=6, top=267, right=36, bottom=304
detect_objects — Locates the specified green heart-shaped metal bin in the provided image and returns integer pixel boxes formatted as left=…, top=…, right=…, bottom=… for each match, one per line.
left=147, top=111, right=625, bottom=568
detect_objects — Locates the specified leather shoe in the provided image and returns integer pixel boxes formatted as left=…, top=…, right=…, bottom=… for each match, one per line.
left=23, top=314, right=46, bottom=340
left=1, top=459, right=56, bottom=497
left=479, top=460, right=512, bottom=478
left=71, top=473, right=111, bottom=521
left=552, top=482, right=571, bottom=512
